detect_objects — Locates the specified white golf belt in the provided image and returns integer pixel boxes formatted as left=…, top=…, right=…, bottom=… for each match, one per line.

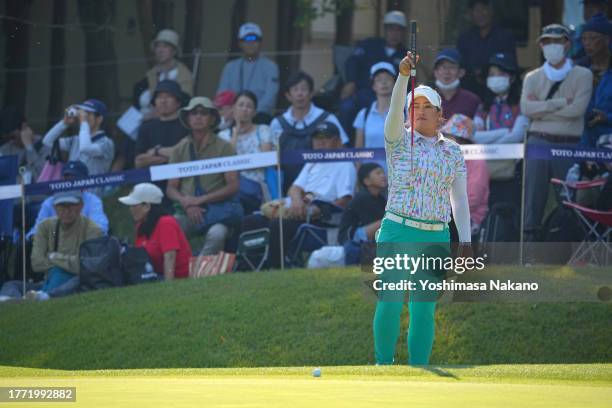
left=384, top=212, right=444, bottom=231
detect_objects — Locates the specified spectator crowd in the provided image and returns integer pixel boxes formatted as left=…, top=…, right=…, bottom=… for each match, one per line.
left=1, top=0, right=611, bottom=301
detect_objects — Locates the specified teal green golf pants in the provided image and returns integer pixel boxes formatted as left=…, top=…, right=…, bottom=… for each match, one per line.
left=373, top=216, right=450, bottom=365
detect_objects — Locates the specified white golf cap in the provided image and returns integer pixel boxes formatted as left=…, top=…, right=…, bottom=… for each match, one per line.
left=383, top=11, right=407, bottom=28
left=238, top=22, right=263, bottom=40
left=119, top=183, right=164, bottom=206
left=407, top=85, right=442, bottom=110
left=370, top=61, right=396, bottom=78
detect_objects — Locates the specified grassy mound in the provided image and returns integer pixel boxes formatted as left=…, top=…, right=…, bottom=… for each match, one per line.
left=0, top=267, right=610, bottom=370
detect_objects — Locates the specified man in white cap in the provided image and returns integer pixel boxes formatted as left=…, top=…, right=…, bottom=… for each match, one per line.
left=217, top=22, right=279, bottom=123
left=339, top=10, right=408, bottom=143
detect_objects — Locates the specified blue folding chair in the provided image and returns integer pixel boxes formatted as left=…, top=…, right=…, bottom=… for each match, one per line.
left=0, top=155, right=19, bottom=284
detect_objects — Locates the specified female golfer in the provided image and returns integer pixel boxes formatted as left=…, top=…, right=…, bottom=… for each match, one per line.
left=374, top=52, right=471, bottom=365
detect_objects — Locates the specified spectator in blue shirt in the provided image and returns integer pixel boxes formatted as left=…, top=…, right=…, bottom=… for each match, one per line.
left=26, top=161, right=109, bottom=240
left=339, top=11, right=408, bottom=144
left=571, top=0, right=609, bottom=61
left=457, top=0, right=517, bottom=96
left=353, top=62, right=395, bottom=171
left=579, top=13, right=612, bottom=147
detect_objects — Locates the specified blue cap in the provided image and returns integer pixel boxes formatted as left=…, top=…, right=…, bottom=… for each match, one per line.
left=583, top=13, right=612, bottom=36
left=77, top=99, right=107, bottom=117
left=488, top=53, right=518, bottom=73
left=62, top=161, right=89, bottom=178
left=434, top=48, right=462, bottom=67
left=313, top=122, right=341, bottom=138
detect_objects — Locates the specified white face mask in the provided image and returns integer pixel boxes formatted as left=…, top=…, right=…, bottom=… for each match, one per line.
left=542, top=43, right=565, bottom=65
left=486, top=76, right=510, bottom=94
left=435, top=79, right=460, bottom=91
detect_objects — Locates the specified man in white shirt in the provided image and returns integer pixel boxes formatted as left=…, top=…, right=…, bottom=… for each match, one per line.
left=241, top=122, right=356, bottom=269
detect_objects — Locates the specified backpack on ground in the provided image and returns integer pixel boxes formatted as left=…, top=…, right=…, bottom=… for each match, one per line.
left=79, top=236, right=123, bottom=291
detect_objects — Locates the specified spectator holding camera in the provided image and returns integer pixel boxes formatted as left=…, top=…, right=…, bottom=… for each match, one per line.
left=166, top=97, right=241, bottom=255
left=120, top=183, right=192, bottom=280
left=42, top=99, right=115, bottom=179
left=521, top=24, right=593, bottom=241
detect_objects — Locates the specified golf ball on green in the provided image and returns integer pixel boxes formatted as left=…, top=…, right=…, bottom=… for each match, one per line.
left=312, top=368, right=321, bottom=377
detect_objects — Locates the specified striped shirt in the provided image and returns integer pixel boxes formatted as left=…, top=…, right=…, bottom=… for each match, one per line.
left=385, top=129, right=466, bottom=222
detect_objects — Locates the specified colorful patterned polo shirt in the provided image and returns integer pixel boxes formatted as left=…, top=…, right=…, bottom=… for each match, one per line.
left=385, top=128, right=467, bottom=223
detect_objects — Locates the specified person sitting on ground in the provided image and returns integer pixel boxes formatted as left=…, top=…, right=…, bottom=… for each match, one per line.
left=214, top=90, right=237, bottom=131
left=217, top=23, right=279, bottom=124
left=133, top=29, right=194, bottom=119
left=26, top=161, right=108, bottom=240
left=119, top=183, right=192, bottom=280
left=432, top=48, right=482, bottom=119
left=166, top=97, right=242, bottom=256
left=218, top=91, right=274, bottom=214
left=270, top=71, right=349, bottom=193
left=42, top=99, right=115, bottom=179
left=242, top=122, right=356, bottom=269
left=338, top=163, right=387, bottom=265
left=441, top=114, right=489, bottom=240
left=0, top=106, right=49, bottom=183
left=0, top=191, right=102, bottom=302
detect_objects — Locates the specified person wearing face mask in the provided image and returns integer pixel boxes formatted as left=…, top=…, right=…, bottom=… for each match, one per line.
left=473, top=53, right=529, bottom=210
left=432, top=48, right=482, bottom=120
left=521, top=24, right=593, bottom=243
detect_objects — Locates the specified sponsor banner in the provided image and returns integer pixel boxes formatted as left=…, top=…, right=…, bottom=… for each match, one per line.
left=280, top=149, right=386, bottom=165
left=526, top=144, right=612, bottom=162
left=25, top=169, right=151, bottom=196
left=0, top=184, right=22, bottom=201
left=460, top=143, right=524, bottom=160
left=150, top=151, right=278, bottom=181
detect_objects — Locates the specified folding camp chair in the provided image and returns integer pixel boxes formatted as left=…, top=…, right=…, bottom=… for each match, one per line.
left=561, top=201, right=612, bottom=266
left=234, top=228, right=270, bottom=272
left=0, top=155, right=18, bottom=284
left=286, top=200, right=345, bottom=267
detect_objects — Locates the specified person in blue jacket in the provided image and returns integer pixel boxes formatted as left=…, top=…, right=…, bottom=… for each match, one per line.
left=579, top=13, right=612, bottom=147
left=338, top=11, right=408, bottom=144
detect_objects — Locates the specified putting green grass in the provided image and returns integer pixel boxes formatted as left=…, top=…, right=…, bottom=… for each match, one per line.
left=1, top=364, right=610, bottom=407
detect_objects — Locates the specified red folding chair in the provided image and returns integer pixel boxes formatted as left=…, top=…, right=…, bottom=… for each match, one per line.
left=550, top=178, right=611, bottom=265
left=561, top=201, right=612, bottom=266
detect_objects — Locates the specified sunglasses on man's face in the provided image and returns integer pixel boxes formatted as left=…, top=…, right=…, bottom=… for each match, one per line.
left=189, top=109, right=211, bottom=117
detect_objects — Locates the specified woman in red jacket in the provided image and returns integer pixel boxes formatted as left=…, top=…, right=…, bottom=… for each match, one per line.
left=119, top=183, right=192, bottom=279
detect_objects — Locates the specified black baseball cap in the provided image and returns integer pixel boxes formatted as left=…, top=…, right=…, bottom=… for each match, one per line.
left=313, top=122, right=341, bottom=138
left=62, top=161, right=89, bottom=178
left=487, top=53, right=518, bottom=73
